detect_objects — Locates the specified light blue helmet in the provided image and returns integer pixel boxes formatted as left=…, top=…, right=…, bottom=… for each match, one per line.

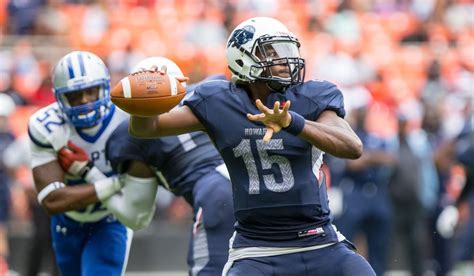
left=52, top=51, right=112, bottom=128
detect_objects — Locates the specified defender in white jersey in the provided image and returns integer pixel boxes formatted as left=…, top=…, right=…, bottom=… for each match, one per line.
left=28, top=51, right=132, bottom=276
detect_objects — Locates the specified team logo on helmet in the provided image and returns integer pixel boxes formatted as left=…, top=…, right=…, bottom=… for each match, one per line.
left=227, top=25, right=255, bottom=47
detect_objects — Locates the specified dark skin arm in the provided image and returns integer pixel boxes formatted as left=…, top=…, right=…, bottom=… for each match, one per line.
left=346, top=151, right=397, bottom=171
left=129, top=105, right=204, bottom=138
left=247, top=100, right=363, bottom=159
left=33, top=160, right=99, bottom=215
left=122, top=159, right=155, bottom=178
left=300, top=110, right=363, bottom=159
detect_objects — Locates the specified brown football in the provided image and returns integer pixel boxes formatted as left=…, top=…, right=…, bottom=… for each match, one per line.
left=110, top=71, right=186, bottom=116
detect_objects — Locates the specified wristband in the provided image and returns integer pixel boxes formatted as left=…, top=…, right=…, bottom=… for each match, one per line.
left=283, top=111, right=305, bottom=135
left=94, top=176, right=123, bottom=201
left=64, top=159, right=89, bottom=177
left=84, top=166, right=107, bottom=183
left=37, top=181, right=66, bottom=204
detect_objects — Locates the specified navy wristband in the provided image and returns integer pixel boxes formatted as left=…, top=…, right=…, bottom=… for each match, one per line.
left=284, top=111, right=305, bottom=135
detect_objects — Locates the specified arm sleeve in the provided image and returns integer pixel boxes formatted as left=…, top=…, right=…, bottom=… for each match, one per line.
left=105, top=174, right=158, bottom=230
left=321, top=83, right=346, bottom=118
left=106, top=122, right=149, bottom=173
left=303, top=80, right=346, bottom=120
left=182, top=84, right=211, bottom=129
left=28, top=107, right=71, bottom=168
left=28, top=120, right=57, bottom=169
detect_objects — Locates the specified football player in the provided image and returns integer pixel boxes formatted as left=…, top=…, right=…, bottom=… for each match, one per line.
left=0, top=93, right=16, bottom=274
left=28, top=51, right=131, bottom=276
left=128, top=17, right=375, bottom=275
left=102, top=57, right=235, bottom=275
left=333, top=92, right=396, bottom=275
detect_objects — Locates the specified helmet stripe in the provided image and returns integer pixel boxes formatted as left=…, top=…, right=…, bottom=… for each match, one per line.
left=66, top=56, right=75, bottom=78
left=78, top=52, right=86, bottom=76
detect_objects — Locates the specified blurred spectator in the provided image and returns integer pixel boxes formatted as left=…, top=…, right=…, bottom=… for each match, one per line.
left=0, top=93, right=17, bottom=274
left=106, top=44, right=146, bottom=85
left=0, top=51, right=28, bottom=106
left=3, top=135, right=60, bottom=276
left=11, top=40, right=42, bottom=102
left=34, top=0, right=69, bottom=35
left=421, top=101, right=454, bottom=275
left=80, top=1, right=109, bottom=47
left=450, top=115, right=474, bottom=274
left=333, top=88, right=396, bottom=276
left=6, top=0, right=45, bottom=35
left=389, top=109, right=439, bottom=276
left=184, top=10, right=228, bottom=50
left=324, top=0, right=361, bottom=42
left=435, top=96, right=473, bottom=275
left=444, top=0, right=474, bottom=33
left=421, top=59, right=447, bottom=108
left=29, top=60, right=55, bottom=107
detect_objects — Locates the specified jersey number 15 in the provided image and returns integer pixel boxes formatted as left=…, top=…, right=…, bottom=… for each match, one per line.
left=233, top=139, right=295, bottom=194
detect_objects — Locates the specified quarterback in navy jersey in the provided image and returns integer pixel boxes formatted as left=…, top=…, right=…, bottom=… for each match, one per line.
left=128, top=17, right=374, bottom=275
left=105, top=57, right=234, bottom=276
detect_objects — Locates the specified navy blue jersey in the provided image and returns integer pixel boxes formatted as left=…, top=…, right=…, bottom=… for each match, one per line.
left=106, top=121, right=223, bottom=203
left=184, top=79, right=346, bottom=247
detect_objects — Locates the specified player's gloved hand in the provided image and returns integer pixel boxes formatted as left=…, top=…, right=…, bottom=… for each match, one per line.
left=247, top=99, right=292, bottom=142
left=94, top=176, right=124, bottom=201
left=436, top=205, right=459, bottom=238
left=58, top=141, right=91, bottom=177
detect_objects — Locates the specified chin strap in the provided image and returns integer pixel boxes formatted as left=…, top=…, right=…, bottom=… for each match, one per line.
left=266, top=80, right=288, bottom=93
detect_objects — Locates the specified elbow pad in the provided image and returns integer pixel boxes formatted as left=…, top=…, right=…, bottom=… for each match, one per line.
left=105, top=174, right=158, bottom=230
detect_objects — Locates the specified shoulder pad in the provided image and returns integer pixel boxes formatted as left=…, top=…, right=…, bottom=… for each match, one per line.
left=297, top=80, right=346, bottom=118
left=195, top=79, right=230, bottom=96
left=28, top=103, right=71, bottom=150
left=298, top=80, right=338, bottom=95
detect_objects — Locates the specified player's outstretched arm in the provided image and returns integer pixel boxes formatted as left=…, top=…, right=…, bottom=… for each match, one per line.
left=247, top=100, right=362, bottom=159
left=129, top=105, right=204, bottom=138
left=105, top=160, right=158, bottom=230
left=300, top=110, right=363, bottom=159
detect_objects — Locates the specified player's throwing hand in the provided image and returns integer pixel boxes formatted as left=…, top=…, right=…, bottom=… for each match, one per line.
left=247, top=99, right=292, bottom=142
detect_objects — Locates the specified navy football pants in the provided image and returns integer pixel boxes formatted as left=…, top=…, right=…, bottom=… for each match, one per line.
left=188, top=169, right=235, bottom=276
left=227, top=241, right=375, bottom=276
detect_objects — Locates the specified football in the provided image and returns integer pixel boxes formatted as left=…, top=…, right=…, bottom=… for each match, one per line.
left=110, top=71, right=186, bottom=116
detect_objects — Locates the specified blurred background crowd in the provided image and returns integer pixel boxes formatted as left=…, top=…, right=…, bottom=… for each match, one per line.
left=0, top=0, right=473, bottom=275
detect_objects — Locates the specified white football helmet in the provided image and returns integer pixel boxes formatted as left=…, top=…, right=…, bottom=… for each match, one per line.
left=52, top=51, right=112, bottom=128
left=226, top=17, right=305, bottom=92
left=131, top=56, right=186, bottom=87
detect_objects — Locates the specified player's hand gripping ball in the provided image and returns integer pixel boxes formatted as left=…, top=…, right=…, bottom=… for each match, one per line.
left=111, top=68, right=187, bottom=116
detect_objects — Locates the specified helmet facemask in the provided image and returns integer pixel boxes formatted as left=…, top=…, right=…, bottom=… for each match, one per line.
left=250, top=36, right=305, bottom=92
left=226, top=17, right=306, bottom=92
left=52, top=51, right=113, bottom=129
left=55, top=79, right=112, bottom=128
